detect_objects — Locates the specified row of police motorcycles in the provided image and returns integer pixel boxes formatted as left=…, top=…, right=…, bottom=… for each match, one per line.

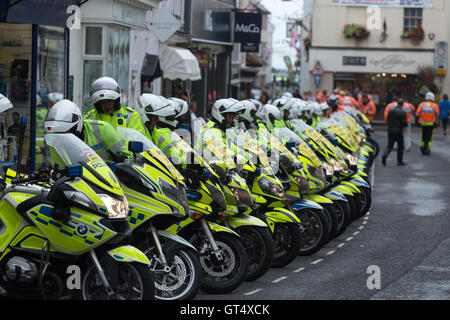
left=0, top=96, right=378, bottom=300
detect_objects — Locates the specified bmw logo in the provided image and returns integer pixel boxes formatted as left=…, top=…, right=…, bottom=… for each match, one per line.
left=76, top=224, right=88, bottom=236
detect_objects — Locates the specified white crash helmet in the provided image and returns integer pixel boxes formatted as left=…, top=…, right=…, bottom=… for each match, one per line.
left=238, top=100, right=258, bottom=124
left=273, top=97, right=296, bottom=113
left=247, top=99, right=265, bottom=121
left=90, top=77, right=121, bottom=112
left=298, top=101, right=315, bottom=120
left=211, top=99, right=245, bottom=126
left=425, top=92, right=435, bottom=101
left=311, top=102, right=324, bottom=117
left=44, top=99, right=83, bottom=134
left=262, top=104, right=282, bottom=131
left=169, top=97, right=189, bottom=119
left=283, top=92, right=294, bottom=98
left=136, top=94, right=176, bottom=127
left=0, top=94, right=13, bottom=114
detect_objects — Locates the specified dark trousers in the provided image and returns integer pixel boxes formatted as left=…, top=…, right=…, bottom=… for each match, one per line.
left=421, top=125, right=435, bottom=151
left=382, top=130, right=404, bottom=163
left=442, top=119, right=448, bottom=132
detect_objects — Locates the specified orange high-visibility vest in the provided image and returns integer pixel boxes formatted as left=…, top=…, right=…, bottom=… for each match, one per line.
left=341, top=96, right=357, bottom=108
left=316, top=92, right=328, bottom=103
left=402, top=102, right=415, bottom=123
left=384, top=102, right=397, bottom=124
left=358, top=101, right=377, bottom=122
left=416, top=101, right=439, bottom=125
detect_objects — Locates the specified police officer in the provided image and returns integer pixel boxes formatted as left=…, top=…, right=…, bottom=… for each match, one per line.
left=381, top=100, right=408, bottom=166
left=44, top=100, right=132, bottom=163
left=84, top=77, right=147, bottom=136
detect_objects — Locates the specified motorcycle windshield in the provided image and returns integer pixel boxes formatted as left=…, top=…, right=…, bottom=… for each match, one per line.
left=116, top=127, right=184, bottom=182
left=258, top=129, right=302, bottom=167
left=192, top=118, right=237, bottom=169
left=45, top=133, right=123, bottom=197
left=271, top=127, right=323, bottom=168
left=169, top=131, right=214, bottom=172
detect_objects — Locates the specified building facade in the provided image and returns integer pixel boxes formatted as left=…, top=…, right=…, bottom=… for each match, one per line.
left=308, top=0, right=449, bottom=114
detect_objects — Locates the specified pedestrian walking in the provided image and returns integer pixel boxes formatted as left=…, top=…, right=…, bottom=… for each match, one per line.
left=382, top=101, right=408, bottom=166
left=401, top=99, right=415, bottom=152
left=416, top=92, right=440, bottom=155
left=438, top=94, right=450, bottom=135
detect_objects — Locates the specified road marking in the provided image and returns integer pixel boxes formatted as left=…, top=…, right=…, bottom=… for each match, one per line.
left=353, top=231, right=360, bottom=236
left=294, top=267, right=305, bottom=273
left=338, top=243, right=345, bottom=248
left=311, top=259, right=323, bottom=265
left=359, top=226, right=365, bottom=230
left=244, top=289, right=263, bottom=296
left=364, top=217, right=370, bottom=220
left=272, top=276, right=287, bottom=283
left=327, top=250, right=335, bottom=255
left=346, top=237, right=353, bottom=241
left=362, top=221, right=368, bottom=225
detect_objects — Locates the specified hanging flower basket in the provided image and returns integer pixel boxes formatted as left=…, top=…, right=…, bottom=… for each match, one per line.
left=343, top=24, right=370, bottom=40
left=401, top=26, right=425, bottom=45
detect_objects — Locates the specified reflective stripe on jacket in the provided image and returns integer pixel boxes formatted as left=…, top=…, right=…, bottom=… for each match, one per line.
left=416, top=101, right=440, bottom=125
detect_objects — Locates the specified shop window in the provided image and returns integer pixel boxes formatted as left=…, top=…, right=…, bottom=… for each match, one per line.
left=107, top=26, right=130, bottom=107
left=85, top=26, right=103, bottom=56
left=404, top=8, right=423, bottom=32
left=36, top=25, right=66, bottom=170
left=0, top=23, right=32, bottom=173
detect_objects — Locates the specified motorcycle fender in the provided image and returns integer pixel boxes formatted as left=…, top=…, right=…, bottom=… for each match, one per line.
left=207, top=221, right=240, bottom=237
left=291, top=199, right=323, bottom=211
left=302, top=194, right=333, bottom=205
left=157, top=230, right=197, bottom=252
left=349, top=177, right=370, bottom=189
left=265, top=208, right=301, bottom=225
left=341, top=181, right=361, bottom=194
left=332, top=184, right=355, bottom=196
left=227, top=214, right=269, bottom=229
left=107, top=245, right=151, bottom=265
left=324, top=190, right=348, bottom=202
left=356, top=171, right=368, bottom=178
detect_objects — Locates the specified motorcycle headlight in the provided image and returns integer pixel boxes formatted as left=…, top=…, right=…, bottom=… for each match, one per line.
left=99, top=194, right=128, bottom=219
left=258, top=177, right=284, bottom=199
left=293, top=175, right=310, bottom=193
left=229, top=186, right=253, bottom=207
left=322, top=162, right=334, bottom=176
left=63, top=191, right=97, bottom=212
left=346, top=154, right=358, bottom=166
left=331, top=158, right=345, bottom=172
left=308, top=164, right=327, bottom=182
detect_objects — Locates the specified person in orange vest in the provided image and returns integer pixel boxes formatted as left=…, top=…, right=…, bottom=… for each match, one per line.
left=402, top=99, right=415, bottom=152
left=358, top=93, right=377, bottom=123
left=384, top=97, right=398, bottom=124
left=341, top=91, right=358, bottom=109
left=316, top=89, right=329, bottom=103
left=416, top=92, right=440, bottom=155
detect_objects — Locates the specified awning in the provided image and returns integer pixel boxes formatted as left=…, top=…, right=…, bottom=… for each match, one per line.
left=141, top=54, right=162, bottom=81
left=160, top=46, right=202, bottom=81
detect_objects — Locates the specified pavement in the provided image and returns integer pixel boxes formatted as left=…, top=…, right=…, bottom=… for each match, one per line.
left=196, top=125, right=450, bottom=300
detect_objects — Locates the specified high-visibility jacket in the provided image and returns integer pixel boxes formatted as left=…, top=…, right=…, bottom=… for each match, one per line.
left=358, top=101, right=377, bottom=122
left=84, top=106, right=148, bottom=137
left=150, top=126, right=184, bottom=165
left=341, top=96, right=357, bottom=109
left=316, top=92, right=328, bottom=103
left=384, top=102, right=397, bottom=124
left=402, top=102, right=415, bottom=123
left=416, top=101, right=440, bottom=125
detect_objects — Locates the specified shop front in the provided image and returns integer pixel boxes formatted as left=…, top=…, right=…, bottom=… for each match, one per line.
left=309, top=48, right=435, bottom=119
left=0, top=1, right=77, bottom=173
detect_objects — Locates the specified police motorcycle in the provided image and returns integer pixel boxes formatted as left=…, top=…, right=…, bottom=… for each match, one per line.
left=113, top=127, right=202, bottom=300
left=194, top=117, right=302, bottom=268
left=169, top=127, right=273, bottom=282
left=0, top=133, right=155, bottom=300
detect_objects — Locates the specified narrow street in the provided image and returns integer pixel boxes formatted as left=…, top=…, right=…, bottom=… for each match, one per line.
left=197, top=127, right=450, bottom=300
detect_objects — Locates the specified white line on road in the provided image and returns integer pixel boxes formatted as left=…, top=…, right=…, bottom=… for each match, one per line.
left=272, top=276, right=288, bottom=283
left=363, top=221, right=368, bottom=225
left=353, top=231, right=360, bottom=236
left=294, top=267, right=305, bottom=273
left=327, top=250, right=335, bottom=255
left=244, top=289, right=263, bottom=296
left=359, top=226, right=365, bottom=230
left=346, top=237, right=354, bottom=241
left=338, top=243, right=345, bottom=248
left=311, top=259, right=323, bottom=265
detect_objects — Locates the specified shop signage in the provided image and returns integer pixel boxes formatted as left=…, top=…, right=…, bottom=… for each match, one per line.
left=241, top=43, right=259, bottom=53
left=330, top=0, right=432, bottom=7
left=148, top=7, right=181, bottom=43
left=434, top=41, right=448, bottom=71
left=193, top=52, right=210, bottom=68
left=234, top=12, right=262, bottom=44
left=369, top=54, right=416, bottom=70
left=343, top=56, right=367, bottom=66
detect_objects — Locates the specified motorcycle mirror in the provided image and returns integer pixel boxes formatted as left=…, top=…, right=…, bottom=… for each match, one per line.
left=128, top=141, right=144, bottom=153
left=66, top=165, right=83, bottom=178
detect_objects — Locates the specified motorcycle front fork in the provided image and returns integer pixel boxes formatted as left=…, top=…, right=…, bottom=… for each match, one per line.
left=148, top=223, right=171, bottom=273
left=199, top=218, right=223, bottom=262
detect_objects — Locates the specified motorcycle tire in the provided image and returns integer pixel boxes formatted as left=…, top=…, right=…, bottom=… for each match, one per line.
left=344, top=194, right=358, bottom=222
left=366, top=137, right=379, bottom=161
left=199, top=232, right=248, bottom=294
left=357, top=186, right=372, bottom=218
left=295, top=208, right=329, bottom=256
left=151, top=247, right=202, bottom=301
left=271, top=222, right=302, bottom=267
left=81, top=262, right=155, bottom=300
left=322, top=203, right=339, bottom=240
left=238, top=226, right=274, bottom=281
left=332, top=200, right=351, bottom=238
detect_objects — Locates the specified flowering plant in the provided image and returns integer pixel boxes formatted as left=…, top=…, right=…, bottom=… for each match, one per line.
left=343, top=24, right=370, bottom=40
left=401, top=26, right=425, bottom=44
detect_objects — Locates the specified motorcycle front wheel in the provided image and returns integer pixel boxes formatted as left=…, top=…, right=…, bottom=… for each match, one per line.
left=296, top=208, right=329, bottom=256
left=271, top=222, right=302, bottom=267
left=195, top=232, right=248, bottom=294
left=81, top=262, right=155, bottom=300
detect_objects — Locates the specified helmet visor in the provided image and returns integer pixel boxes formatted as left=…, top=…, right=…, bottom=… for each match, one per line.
left=45, top=106, right=80, bottom=123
